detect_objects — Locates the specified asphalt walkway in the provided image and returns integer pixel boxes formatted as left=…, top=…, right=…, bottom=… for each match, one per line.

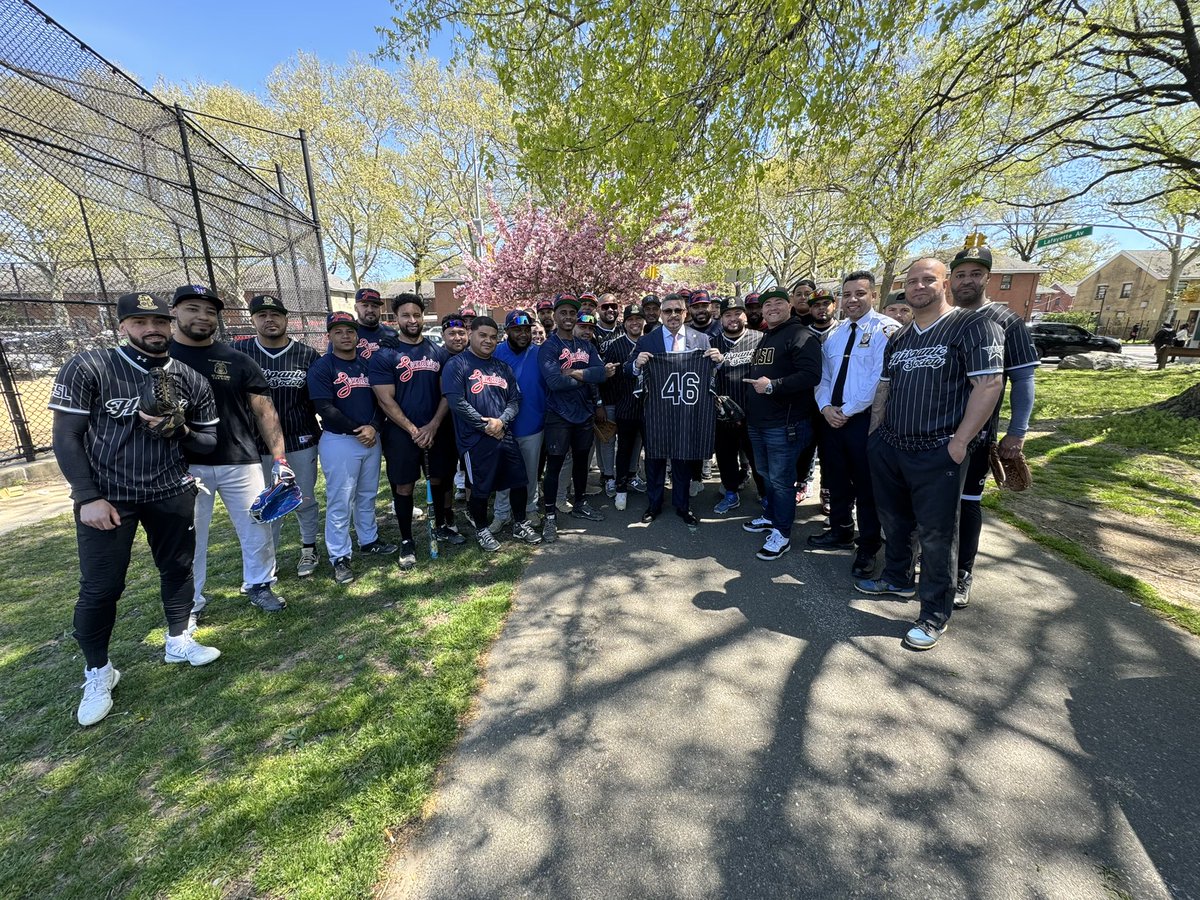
left=384, top=483, right=1200, bottom=900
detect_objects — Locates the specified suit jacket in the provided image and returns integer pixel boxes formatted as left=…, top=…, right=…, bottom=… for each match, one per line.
left=625, top=325, right=712, bottom=376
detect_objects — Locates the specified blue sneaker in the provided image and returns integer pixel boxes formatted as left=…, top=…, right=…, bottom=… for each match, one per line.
left=903, top=619, right=947, bottom=650
left=714, top=491, right=741, bottom=515
left=853, top=578, right=917, bottom=599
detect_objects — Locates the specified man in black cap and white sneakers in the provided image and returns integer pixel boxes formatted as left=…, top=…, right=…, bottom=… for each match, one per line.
left=168, top=285, right=291, bottom=625
left=51, top=292, right=222, bottom=726
left=235, top=295, right=322, bottom=577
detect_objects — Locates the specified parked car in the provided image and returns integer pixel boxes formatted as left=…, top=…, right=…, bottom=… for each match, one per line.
left=1027, top=322, right=1122, bottom=359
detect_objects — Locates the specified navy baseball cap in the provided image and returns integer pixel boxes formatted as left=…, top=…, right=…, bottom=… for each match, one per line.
left=171, top=284, right=224, bottom=310
left=117, top=292, right=172, bottom=321
left=578, top=292, right=598, bottom=306
left=249, top=294, right=289, bottom=315
left=505, top=309, right=534, bottom=328
left=689, top=290, right=712, bottom=306
left=536, top=298, right=555, bottom=311
left=554, top=293, right=581, bottom=310
left=641, top=294, right=660, bottom=307
left=744, top=292, right=762, bottom=306
left=355, top=288, right=383, bottom=305
left=326, top=311, right=356, bottom=331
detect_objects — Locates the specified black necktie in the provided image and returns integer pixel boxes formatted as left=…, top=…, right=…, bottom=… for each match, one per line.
left=831, top=322, right=857, bottom=408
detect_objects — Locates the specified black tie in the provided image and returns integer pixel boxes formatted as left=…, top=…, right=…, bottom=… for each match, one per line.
left=831, top=322, right=857, bottom=408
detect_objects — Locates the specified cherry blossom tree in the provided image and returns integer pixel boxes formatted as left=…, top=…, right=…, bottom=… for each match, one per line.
left=455, top=196, right=694, bottom=310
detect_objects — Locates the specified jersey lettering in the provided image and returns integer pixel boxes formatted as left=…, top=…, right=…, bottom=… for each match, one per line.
left=660, top=371, right=701, bottom=405
left=754, top=347, right=775, bottom=366
left=333, top=371, right=371, bottom=398
left=890, top=345, right=948, bottom=371
left=357, top=337, right=381, bottom=359
left=103, top=396, right=143, bottom=418
left=263, top=368, right=308, bottom=389
left=396, top=354, right=442, bottom=382
left=468, top=369, right=509, bottom=393
left=558, top=347, right=591, bottom=371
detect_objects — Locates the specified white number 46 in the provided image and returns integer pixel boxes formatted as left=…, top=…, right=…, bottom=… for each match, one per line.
left=661, top=371, right=701, bottom=405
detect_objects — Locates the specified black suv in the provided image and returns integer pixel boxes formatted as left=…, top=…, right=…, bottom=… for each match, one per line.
left=1027, top=322, right=1122, bottom=359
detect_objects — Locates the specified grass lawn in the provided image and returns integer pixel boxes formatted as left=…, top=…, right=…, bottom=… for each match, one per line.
left=0, top=490, right=530, bottom=898
left=988, top=367, right=1200, bottom=631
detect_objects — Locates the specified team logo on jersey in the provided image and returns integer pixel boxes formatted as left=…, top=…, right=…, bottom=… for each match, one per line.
left=395, top=354, right=441, bottom=382
left=881, top=324, right=900, bottom=337
left=468, top=369, right=508, bottom=394
left=891, top=345, right=948, bottom=371
left=753, top=347, right=775, bottom=366
left=333, top=371, right=370, bottom=399
left=357, top=337, right=380, bottom=359
left=265, top=369, right=307, bottom=389
left=136, top=294, right=156, bottom=310
left=104, top=397, right=143, bottom=418
left=724, top=349, right=756, bottom=368
left=557, top=346, right=591, bottom=371
left=212, top=360, right=230, bottom=381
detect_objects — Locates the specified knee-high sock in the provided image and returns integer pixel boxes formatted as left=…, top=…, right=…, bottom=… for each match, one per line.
left=430, top=480, right=450, bottom=528
left=393, top=490, right=414, bottom=542
left=510, top=487, right=529, bottom=522
left=468, top=497, right=489, bottom=530
left=958, top=498, right=982, bottom=575
left=571, top=451, right=589, bottom=503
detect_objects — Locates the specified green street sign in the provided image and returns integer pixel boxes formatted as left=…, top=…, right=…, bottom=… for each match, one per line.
left=1037, top=226, right=1093, bottom=248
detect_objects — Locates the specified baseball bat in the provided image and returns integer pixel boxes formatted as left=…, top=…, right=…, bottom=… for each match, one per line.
left=425, top=450, right=439, bottom=560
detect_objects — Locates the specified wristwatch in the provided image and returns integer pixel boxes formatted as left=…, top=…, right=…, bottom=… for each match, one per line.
left=764, top=380, right=775, bottom=395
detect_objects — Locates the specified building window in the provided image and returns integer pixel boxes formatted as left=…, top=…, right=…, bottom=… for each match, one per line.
left=1120, top=282, right=1132, bottom=298
left=1000, top=274, right=1013, bottom=290
left=1140, top=301, right=1149, bottom=308
left=1096, top=284, right=1108, bottom=301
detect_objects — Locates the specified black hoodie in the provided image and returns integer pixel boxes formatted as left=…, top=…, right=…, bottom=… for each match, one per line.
left=744, top=317, right=822, bottom=428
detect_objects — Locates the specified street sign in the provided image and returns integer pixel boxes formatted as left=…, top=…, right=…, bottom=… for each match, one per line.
left=1037, top=226, right=1093, bottom=248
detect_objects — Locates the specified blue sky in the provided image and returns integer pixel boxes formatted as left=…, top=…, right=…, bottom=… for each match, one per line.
left=45, top=0, right=449, bottom=92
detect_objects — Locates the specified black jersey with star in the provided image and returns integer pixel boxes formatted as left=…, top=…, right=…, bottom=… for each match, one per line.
left=233, top=338, right=321, bottom=454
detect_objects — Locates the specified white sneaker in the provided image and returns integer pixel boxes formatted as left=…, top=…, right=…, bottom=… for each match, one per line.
left=756, top=529, right=792, bottom=561
left=605, top=478, right=617, bottom=498
left=77, top=662, right=120, bottom=727
left=164, top=633, right=221, bottom=666
left=702, top=459, right=712, bottom=479
left=296, top=547, right=319, bottom=578
left=615, top=491, right=627, bottom=511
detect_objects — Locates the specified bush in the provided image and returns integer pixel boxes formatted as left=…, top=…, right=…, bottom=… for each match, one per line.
left=1040, top=311, right=1097, bottom=328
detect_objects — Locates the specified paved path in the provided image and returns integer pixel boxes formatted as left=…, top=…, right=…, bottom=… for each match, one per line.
left=385, top=485, right=1200, bottom=900
left=0, top=481, right=71, bottom=536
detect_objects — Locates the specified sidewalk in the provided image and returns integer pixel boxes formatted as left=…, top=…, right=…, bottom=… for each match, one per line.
left=384, top=486, right=1200, bottom=899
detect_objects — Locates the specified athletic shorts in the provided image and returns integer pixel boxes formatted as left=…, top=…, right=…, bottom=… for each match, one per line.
left=381, top=422, right=457, bottom=486
left=543, top=410, right=594, bottom=457
left=961, top=439, right=991, bottom=501
left=464, top=438, right=527, bottom=497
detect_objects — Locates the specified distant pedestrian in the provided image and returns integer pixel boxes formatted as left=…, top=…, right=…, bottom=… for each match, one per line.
left=1152, top=323, right=1174, bottom=351
left=1127, top=323, right=1141, bottom=342
left=1175, top=324, right=1191, bottom=348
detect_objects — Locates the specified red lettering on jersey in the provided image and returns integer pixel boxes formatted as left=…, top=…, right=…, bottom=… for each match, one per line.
left=468, top=369, right=508, bottom=394
left=333, top=371, right=370, bottom=399
left=357, top=337, right=380, bottom=359
left=395, top=354, right=441, bottom=383
left=558, top=347, right=591, bottom=371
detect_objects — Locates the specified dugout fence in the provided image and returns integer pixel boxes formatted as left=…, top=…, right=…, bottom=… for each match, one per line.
left=0, top=0, right=331, bottom=462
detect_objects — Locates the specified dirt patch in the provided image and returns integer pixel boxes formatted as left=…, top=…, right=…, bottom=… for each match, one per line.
left=1005, top=494, right=1200, bottom=610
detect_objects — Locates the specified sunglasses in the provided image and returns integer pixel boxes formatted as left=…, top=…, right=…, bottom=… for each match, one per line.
left=662, top=307, right=685, bottom=315
left=443, top=319, right=466, bottom=329
left=600, top=303, right=618, bottom=310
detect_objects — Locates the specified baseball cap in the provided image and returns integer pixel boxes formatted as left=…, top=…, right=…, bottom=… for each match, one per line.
left=678, top=288, right=694, bottom=300
left=722, top=296, right=747, bottom=312
left=117, top=292, right=172, bottom=321
left=578, top=292, right=597, bottom=305
left=505, top=309, right=534, bottom=328
left=623, top=303, right=645, bottom=320
left=758, top=288, right=790, bottom=304
left=536, top=298, right=555, bottom=311
left=554, top=293, right=581, bottom=310
left=575, top=311, right=598, bottom=326
left=950, top=245, right=993, bottom=271
left=689, top=290, right=712, bottom=306
left=249, top=294, right=289, bottom=315
left=354, top=288, right=383, bottom=305
left=886, top=291, right=910, bottom=306
left=171, top=284, right=224, bottom=310
left=326, top=311, right=356, bottom=331
left=744, top=292, right=762, bottom=306
left=641, top=294, right=661, bottom=307
left=809, top=289, right=836, bottom=305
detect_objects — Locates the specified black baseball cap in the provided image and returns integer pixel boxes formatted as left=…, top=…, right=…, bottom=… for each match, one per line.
left=249, top=294, right=289, bottom=315
left=505, top=309, right=534, bottom=328
left=950, top=245, right=993, bottom=271
left=117, top=292, right=172, bottom=321
left=641, top=294, right=661, bottom=307
left=689, top=289, right=712, bottom=306
left=326, top=311, right=356, bottom=331
left=758, top=288, right=790, bottom=304
left=722, top=296, right=747, bottom=312
left=886, top=291, right=910, bottom=306
left=171, top=284, right=224, bottom=310
left=623, top=303, right=646, bottom=320
left=354, top=288, right=383, bottom=305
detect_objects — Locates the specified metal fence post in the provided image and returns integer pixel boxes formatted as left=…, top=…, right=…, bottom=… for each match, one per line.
left=298, top=129, right=332, bottom=312
left=0, top=341, right=36, bottom=462
left=78, top=194, right=108, bottom=302
left=174, top=104, right=219, bottom=291
left=275, top=163, right=305, bottom=304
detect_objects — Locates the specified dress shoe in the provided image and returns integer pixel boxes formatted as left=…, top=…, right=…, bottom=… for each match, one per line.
left=806, top=529, right=855, bottom=550
left=678, top=509, right=699, bottom=527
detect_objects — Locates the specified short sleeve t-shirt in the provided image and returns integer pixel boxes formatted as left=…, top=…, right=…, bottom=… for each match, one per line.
left=367, top=339, right=449, bottom=429
left=168, top=340, right=270, bottom=465
left=306, top=352, right=378, bottom=433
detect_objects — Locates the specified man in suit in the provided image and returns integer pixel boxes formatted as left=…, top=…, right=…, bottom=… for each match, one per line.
left=628, top=293, right=723, bottom=526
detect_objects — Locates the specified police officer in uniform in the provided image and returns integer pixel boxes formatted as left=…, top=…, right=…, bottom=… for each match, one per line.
left=235, top=295, right=323, bottom=577
left=50, top=292, right=222, bottom=727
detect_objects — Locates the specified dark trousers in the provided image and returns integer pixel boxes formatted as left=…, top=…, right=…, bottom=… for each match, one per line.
left=819, top=413, right=881, bottom=551
left=645, top=457, right=692, bottom=514
left=73, top=489, right=197, bottom=669
left=615, top=418, right=643, bottom=489
left=868, top=433, right=969, bottom=628
left=715, top=421, right=763, bottom=496
left=795, top=413, right=821, bottom=484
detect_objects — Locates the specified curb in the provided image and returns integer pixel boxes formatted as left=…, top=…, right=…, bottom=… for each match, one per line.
left=0, top=455, right=62, bottom=490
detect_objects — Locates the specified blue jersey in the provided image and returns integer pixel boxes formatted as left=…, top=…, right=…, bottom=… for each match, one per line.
left=355, top=322, right=400, bottom=360
left=538, top=332, right=606, bottom=424
left=307, top=352, right=377, bottom=432
left=441, top=350, right=521, bottom=452
left=494, top=341, right=546, bottom=437
left=368, top=339, right=448, bottom=428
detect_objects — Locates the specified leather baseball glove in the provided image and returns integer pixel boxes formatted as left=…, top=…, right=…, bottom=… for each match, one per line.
left=139, top=367, right=188, bottom=438
left=715, top=395, right=745, bottom=424
left=988, top=441, right=1033, bottom=492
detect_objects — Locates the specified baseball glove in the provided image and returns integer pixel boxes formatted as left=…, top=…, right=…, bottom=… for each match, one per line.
left=593, top=418, right=617, bottom=443
left=249, top=481, right=304, bottom=524
left=139, top=367, right=187, bottom=438
left=988, top=441, right=1033, bottom=492
left=715, top=395, right=745, bottom=424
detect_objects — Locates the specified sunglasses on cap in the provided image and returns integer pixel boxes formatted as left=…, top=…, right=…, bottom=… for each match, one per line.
left=507, top=312, right=533, bottom=326
left=443, top=318, right=466, bottom=330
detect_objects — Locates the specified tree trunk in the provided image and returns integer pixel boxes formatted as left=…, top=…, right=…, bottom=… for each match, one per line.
left=1154, top=381, right=1200, bottom=419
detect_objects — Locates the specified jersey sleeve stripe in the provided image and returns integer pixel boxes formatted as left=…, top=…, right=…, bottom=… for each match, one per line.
left=1006, top=361, right=1040, bottom=371
left=47, top=403, right=90, bottom=414
left=966, top=366, right=1004, bottom=377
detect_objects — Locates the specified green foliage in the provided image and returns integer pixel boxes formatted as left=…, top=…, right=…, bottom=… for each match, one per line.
left=1041, top=311, right=1098, bottom=328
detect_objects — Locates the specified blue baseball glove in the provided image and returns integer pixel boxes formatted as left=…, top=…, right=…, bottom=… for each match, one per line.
left=249, top=481, right=304, bottom=524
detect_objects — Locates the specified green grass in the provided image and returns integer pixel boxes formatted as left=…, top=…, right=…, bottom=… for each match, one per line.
left=989, top=367, right=1200, bottom=633
left=0, top=493, right=530, bottom=899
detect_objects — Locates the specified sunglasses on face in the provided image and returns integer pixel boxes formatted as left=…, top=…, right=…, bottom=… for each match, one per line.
left=662, top=307, right=685, bottom=315
left=600, top=304, right=618, bottom=310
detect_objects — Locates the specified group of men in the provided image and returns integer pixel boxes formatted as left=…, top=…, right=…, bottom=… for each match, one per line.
left=54, top=241, right=1035, bottom=727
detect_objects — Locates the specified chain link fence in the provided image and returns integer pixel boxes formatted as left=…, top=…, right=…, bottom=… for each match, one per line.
left=0, top=0, right=331, bottom=462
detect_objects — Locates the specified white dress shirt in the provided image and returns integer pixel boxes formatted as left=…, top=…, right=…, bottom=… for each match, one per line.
left=815, top=309, right=902, bottom=416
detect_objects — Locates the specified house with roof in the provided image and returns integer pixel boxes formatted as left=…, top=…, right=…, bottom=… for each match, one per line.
left=1032, top=282, right=1077, bottom=317
left=1075, top=250, right=1200, bottom=334
left=889, top=252, right=1048, bottom=320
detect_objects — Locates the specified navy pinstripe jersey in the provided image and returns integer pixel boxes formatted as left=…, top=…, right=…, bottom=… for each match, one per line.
left=48, top=347, right=219, bottom=503
left=638, top=351, right=717, bottom=460
left=601, top=334, right=643, bottom=420
left=716, top=329, right=763, bottom=413
left=233, top=338, right=321, bottom=454
left=974, top=302, right=1040, bottom=436
left=879, top=307, right=1005, bottom=451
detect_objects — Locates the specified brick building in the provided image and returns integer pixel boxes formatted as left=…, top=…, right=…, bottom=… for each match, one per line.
left=1075, top=250, right=1200, bottom=337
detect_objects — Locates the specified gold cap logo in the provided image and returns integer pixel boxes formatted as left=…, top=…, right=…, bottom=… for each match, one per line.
left=137, top=294, right=156, bottom=310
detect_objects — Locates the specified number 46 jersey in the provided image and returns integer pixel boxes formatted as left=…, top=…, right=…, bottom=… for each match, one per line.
left=637, top=350, right=717, bottom=461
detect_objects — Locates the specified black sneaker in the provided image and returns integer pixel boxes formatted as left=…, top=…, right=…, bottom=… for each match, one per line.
left=398, top=540, right=417, bottom=571
left=851, top=548, right=878, bottom=579
left=542, top=515, right=558, bottom=543
left=954, top=570, right=973, bottom=609
left=332, top=556, right=354, bottom=584
left=434, top=524, right=467, bottom=545
left=360, top=539, right=398, bottom=556
left=678, top=509, right=699, bottom=528
left=570, top=500, right=605, bottom=522
left=248, top=584, right=287, bottom=612
left=806, top=529, right=855, bottom=550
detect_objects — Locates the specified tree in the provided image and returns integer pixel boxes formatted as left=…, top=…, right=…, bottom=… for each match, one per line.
left=455, top=196, right=692, bottom=310
left=1108, top=190, right=1200, bottom=321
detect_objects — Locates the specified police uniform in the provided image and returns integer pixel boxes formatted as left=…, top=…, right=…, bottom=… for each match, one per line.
left=234, top=295, right=322, bottom=564
left=51, top=292, right=221, bottom=725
